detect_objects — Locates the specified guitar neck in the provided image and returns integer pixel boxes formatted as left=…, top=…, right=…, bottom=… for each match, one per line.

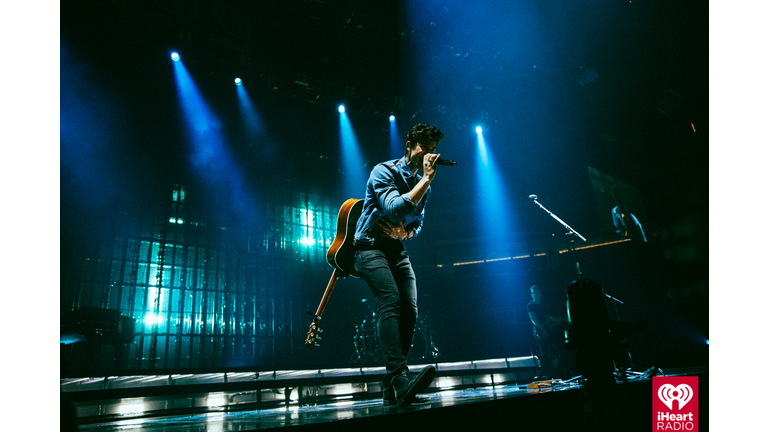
left=305, top=268, right=344, bottom=348
left=313, top=268, right=342, bottom=319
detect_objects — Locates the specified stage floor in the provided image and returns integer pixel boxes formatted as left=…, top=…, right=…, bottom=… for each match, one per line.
left=61, top=354, right=708, bottom=432
left=66, top=369, right=707, bottom=432
left=75, top=381, right=581, bottom=432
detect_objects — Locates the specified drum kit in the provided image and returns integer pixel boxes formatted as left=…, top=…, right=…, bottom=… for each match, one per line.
left=350, top=299, right=441, bottom=364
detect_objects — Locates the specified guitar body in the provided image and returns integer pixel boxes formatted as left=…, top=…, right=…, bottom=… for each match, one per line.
left=305, top=198, right=363, bottom=348
left=326, top=198, right=363, bottom=277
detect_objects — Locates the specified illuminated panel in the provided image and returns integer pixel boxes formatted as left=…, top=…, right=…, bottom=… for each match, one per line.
left=206, top=393, right=227, bottom=408
left=434, top=376, right=461, bottom=389
left=117, top=398, right=146, bottom=415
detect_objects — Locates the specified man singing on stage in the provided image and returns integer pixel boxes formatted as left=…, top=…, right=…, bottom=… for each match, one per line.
left=353, top=124, right=444, bottom=407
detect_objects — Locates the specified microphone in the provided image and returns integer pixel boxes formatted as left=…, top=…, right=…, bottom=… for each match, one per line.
left=436, top=157, right=457, bottom=166
left=529, top=194, right=538, bottom=200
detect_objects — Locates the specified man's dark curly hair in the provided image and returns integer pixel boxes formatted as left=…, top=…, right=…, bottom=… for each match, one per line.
left=405, top=124, right=444, bottom=155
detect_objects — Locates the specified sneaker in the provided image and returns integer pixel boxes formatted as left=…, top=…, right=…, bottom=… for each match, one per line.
left=391, top=366, right=436, bottom=407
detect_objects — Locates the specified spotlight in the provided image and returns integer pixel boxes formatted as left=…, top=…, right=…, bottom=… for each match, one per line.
left=389, top=115, right=396, bottom=122
left=170, top=52, right=180, bottom=62
left=338, top=105, right=346, bottom=113
left=299, top=237, right=316, bottom=247
left=234, top=77, right=242, bottom=86
left=476, top=126, right=482, bottom=134
left=143, top=313, right=163, bottom=326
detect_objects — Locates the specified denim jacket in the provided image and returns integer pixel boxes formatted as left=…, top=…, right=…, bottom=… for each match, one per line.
left=353, top=157, right=429, bottom=247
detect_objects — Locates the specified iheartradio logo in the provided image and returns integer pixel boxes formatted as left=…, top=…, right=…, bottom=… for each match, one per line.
left=653, top=377, right=698, bottom=432
left=658, top=383, right=694, bottom=410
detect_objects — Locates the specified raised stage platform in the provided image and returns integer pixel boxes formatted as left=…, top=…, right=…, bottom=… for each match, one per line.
left=60, top=357, right=708, bottom=432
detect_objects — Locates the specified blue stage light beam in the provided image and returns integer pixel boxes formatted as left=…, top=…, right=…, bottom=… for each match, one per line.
left=235, top=80, right=266, bottom=142
left=477, top=127, right=489, bottom=167
left=172, top=59, right=226, bottom=169
left=475, top=127, right=513, bottom=258
left=339, top=110, right=367, bottom=199
left=389, top=117, right=401, bottom=160
left=172, top=58, right=258, bottom=222
left=61, top=39, right=130, bottom=232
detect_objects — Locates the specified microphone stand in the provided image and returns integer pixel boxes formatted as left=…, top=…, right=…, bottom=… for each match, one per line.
left=529, top=196, right=587, bottom=280
left=603, top=292, right=624, bottom=320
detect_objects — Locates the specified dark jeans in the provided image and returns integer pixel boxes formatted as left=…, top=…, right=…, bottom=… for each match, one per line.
left=354, top=242, right=418, bottom=384
left=533, top=327, right=565, bottom=378
left=534, top=333, right=558, bottom=376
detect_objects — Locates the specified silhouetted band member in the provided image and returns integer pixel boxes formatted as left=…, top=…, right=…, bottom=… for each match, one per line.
left=611, top=185, right=647, bottom=242
left=527, top=285, right=567, bottom=378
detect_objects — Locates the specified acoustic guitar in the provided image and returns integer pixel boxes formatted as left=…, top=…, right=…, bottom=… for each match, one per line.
left=305, top=198, right=363, bottom=348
